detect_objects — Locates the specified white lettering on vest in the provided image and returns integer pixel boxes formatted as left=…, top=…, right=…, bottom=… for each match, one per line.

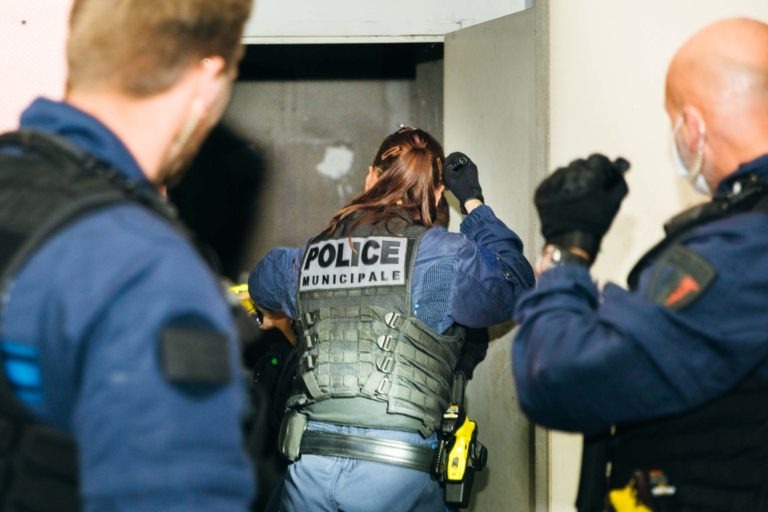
left=300, top=236, right=407, bottom=292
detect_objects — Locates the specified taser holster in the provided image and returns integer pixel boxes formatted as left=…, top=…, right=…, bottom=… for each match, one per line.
left=432, top=372, right=487, bottom=509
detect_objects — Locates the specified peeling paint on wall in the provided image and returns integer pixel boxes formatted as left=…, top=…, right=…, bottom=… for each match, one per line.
left=316, top=144, right=354, bottom=180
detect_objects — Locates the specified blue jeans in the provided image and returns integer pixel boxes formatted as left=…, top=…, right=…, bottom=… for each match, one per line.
left=270, top=422, right=448, bottom=512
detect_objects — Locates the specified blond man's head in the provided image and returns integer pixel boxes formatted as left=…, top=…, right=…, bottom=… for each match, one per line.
left=66, top=0, right=253, bottom=97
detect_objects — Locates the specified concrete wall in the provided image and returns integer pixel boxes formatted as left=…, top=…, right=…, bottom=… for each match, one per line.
left=444, top=5, right=549, bottom=510
left=0, top=0, right=514, bottom=129
left=225, top=59, right=443, bottom=272
left=547, top=1, right=768, bottom=510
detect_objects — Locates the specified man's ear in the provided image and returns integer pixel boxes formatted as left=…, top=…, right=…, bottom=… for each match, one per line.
left=365, top=166, right=378, bottom=191
left=195, top=55, right=228, bottom=111
left=681, top=105, right=706, bottom=153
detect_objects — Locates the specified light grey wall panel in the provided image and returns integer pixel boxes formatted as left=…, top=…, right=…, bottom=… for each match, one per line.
left=444, top=5, right=549, bottom=511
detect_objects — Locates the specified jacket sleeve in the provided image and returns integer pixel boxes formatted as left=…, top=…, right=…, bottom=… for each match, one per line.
left=513, top=213, right=768, bottom=434
left=247, top=246, right=303, bottom=320
left=27, top=206, right=255, bottom=511
left=446, top=204, right=534, bottom=327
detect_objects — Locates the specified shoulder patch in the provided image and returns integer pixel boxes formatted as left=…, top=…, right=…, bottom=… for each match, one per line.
left=646, top=245, right=717, bottom=310
left=160, top=325, right=231, bottom=385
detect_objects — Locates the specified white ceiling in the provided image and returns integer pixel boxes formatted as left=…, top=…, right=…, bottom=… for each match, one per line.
left=243, top=0, right=532, bottom=43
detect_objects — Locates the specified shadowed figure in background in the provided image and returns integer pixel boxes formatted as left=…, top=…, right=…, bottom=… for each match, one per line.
left=169, top=123, right=266, bottom=282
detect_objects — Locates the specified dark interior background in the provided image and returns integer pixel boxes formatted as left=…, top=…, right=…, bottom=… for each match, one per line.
left=170, top=43, right=445, bottom=282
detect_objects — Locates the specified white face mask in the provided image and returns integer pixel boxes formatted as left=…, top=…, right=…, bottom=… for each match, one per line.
left=672, top=113, right=711, bottom=195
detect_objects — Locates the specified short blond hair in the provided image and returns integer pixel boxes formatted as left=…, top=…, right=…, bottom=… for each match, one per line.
left=67, top=0, right=253, bottom=96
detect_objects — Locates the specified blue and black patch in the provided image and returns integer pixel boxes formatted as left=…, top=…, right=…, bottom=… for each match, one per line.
left=160, top=322, right=231, bottom=389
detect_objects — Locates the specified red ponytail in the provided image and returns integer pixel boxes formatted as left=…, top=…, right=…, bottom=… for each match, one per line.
left=323, top=127, right=445, bottom=236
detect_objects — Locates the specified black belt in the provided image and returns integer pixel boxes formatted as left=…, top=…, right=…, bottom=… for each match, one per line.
left=300, top=431, right=436, bottom=473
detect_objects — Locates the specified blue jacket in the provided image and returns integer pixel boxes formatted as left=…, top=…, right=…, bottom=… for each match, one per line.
left=249, top=205, right=534, bottom=335
left=1, top=98, right=255, bottom=511
left=513, top=155, right=768, bottom=434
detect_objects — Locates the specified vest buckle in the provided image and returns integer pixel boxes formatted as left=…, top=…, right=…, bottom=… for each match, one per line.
left=303, top=311, right=317, bottom=327
left=376, top=377, right=392, bottom=395
left=384, top=312, right=404, bottom=329
left=305, top=332, right=318, bottom=349
left=376, top=335, right=396, bottom=352
left=377, top=356, right=395, bottom=374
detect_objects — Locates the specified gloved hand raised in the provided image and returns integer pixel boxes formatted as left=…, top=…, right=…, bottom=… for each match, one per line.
left=444, top=152, right=485, bottom=214
left=534, top=153, right=629, bottom=263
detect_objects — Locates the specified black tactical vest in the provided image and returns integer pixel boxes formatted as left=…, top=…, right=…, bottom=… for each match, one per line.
left=0, top=130, right=183, bottom=512
left=577, top=180, right=768, bottom=512
left=289, top=213, right=464, bottom=436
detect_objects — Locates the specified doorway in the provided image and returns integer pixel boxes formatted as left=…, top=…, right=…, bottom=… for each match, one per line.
left=226, top=43, right=444, bottom=273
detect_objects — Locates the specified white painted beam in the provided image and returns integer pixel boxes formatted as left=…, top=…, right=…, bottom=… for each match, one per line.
left=243, top=0, right=531, bottom=43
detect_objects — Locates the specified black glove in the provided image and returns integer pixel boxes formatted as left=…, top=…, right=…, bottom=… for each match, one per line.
left=444, top=152, right=484, bottom=214
left=534, top=153, right=629, bottom=262
left=455, top=327, right=489, bottom=380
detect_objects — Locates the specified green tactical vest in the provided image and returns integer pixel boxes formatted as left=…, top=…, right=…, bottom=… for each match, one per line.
left=289, top=213, right=464, bottom=436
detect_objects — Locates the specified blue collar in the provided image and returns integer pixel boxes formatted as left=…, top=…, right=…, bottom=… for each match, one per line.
left=716, top=154, right=768, bottom=195
left=19, top=97, right=149, bottom=186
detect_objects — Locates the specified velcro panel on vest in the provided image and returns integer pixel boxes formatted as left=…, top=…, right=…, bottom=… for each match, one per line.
left=5, top=424, right=79, bottom=512
left=160, top=325, right=231, bottom=385
left=299, top=305, right=376, bottom=329
left=300, top=324, right=377, bottom=400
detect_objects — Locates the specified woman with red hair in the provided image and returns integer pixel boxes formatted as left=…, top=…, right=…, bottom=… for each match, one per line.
left=249, top=127, right=533, bottom=511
